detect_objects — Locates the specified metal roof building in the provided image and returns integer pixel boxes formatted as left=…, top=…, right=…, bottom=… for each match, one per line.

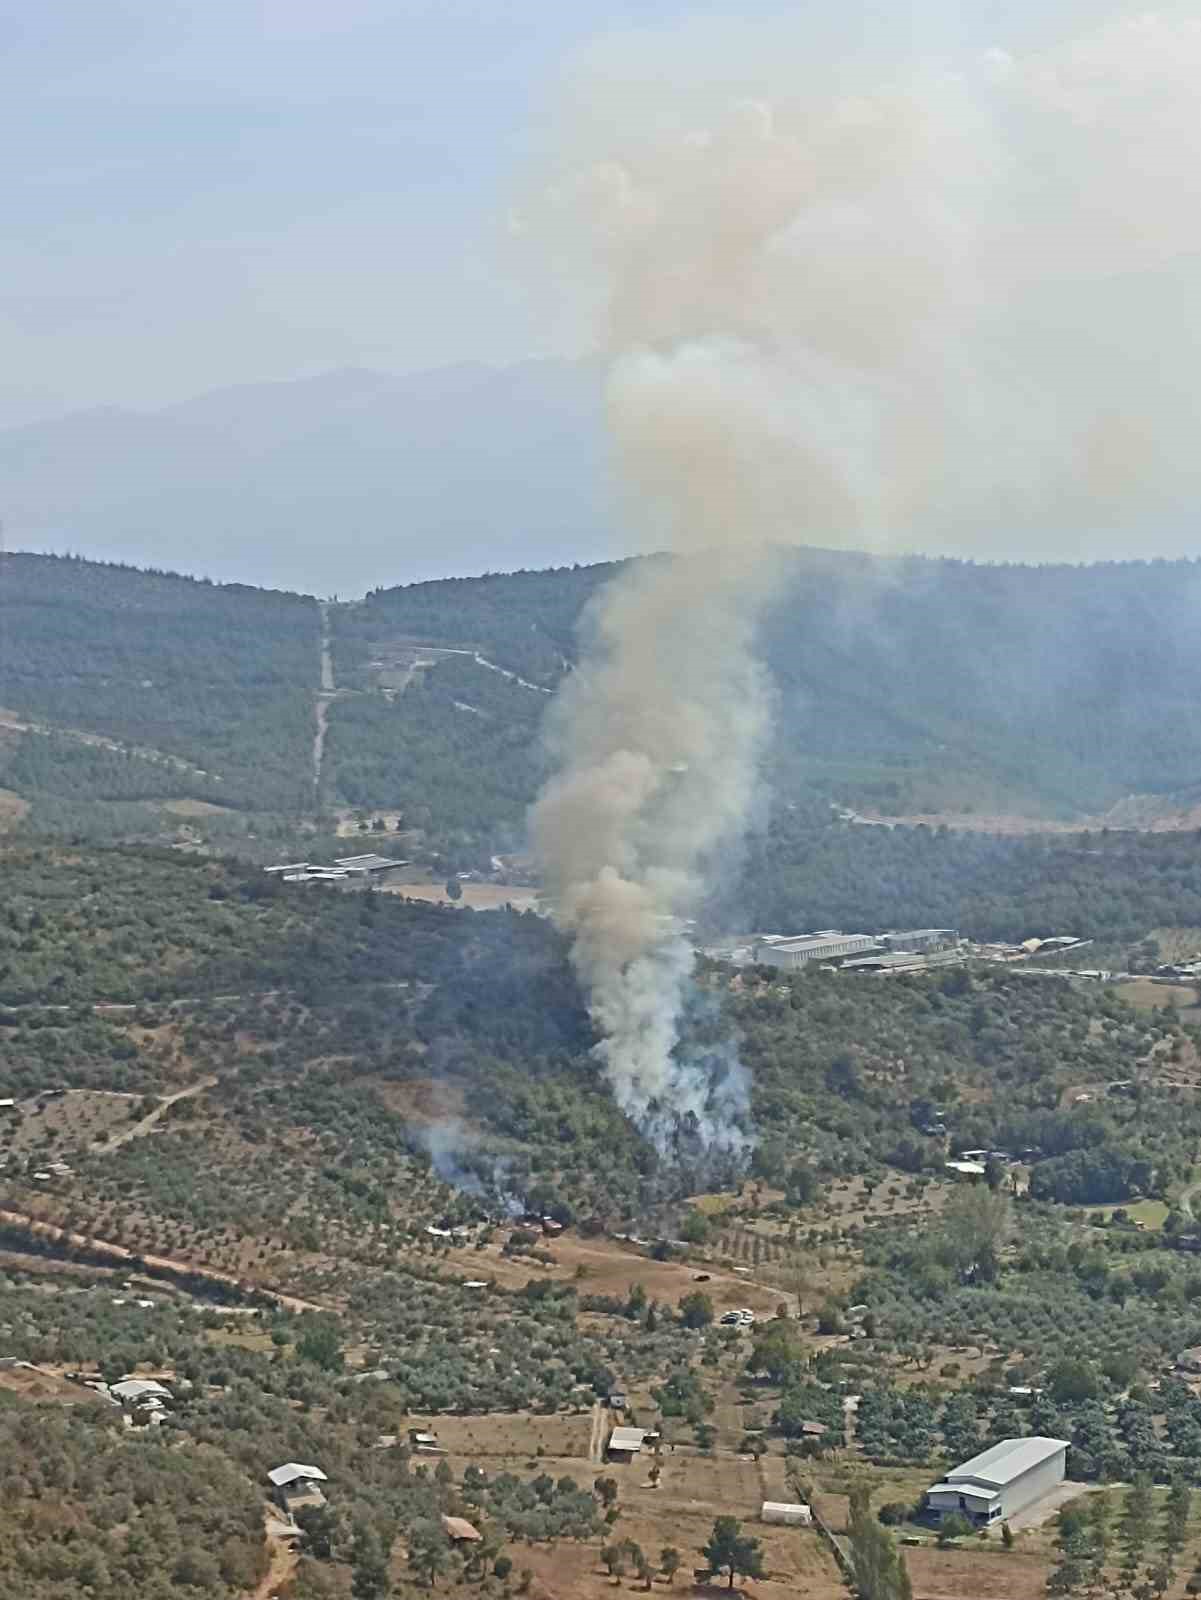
left=752, top=932, right=879, bottom=969
left=268, top=1462, right=328, bottom=1488
left=926, top=1437, right=1069, bottom=1527
left=607, top=1426, right=648, bottom=1458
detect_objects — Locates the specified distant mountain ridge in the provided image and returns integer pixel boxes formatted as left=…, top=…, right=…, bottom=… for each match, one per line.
left=0, top=360, right=616, bottom=595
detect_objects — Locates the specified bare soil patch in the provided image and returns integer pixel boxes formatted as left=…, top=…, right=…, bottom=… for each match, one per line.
left=447, top=1233, right=789, bottom=1316
left=422, top=1412, right=591, bottom=1461
left=902, top=1544, right=1049, bottom=1600
left=0, top=1364, right=101, bottom=1405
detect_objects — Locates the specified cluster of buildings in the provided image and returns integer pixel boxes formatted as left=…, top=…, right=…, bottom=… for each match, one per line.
left=731, top=928, right=961, bottom=972
left=263, top=853, right=408, bottom=885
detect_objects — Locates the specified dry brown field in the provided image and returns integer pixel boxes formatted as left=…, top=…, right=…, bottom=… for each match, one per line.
left=432, top=1232, right=789, bottom=1317
left=422, top=1412, right=592, bottom=1462
left=902, top=1545, right=1050, bottom=1600
left=509, top=1511, right=846, bottom=1600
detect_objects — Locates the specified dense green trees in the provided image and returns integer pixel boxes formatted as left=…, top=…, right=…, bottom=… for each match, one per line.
left=0, top=552, right=318, bottom=825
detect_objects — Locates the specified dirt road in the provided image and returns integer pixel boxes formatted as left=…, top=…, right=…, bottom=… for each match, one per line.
left=96, top=1076, right=217, bottom=1152
left=313, top=601, right=334, bottom=798
left=588, top=1402, right=608, bottom=1465
left=247, top=1514, right=299, bottom=1600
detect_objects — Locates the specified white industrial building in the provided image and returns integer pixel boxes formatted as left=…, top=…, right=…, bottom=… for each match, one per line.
left=881, top=929, right=959, bottom=954
left=752, top=932, right=879, bottom=969
left=926, top=1437, right=1069, bottom=1527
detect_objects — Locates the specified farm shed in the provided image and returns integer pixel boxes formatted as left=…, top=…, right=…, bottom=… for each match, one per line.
left=442, top=1516, right=482, bottom=1544
left=761, top=1501, right=812, bottom=1526
left=109, top=1378, right=172, bottom=1407
left=268, top=1462, right=328, bottom=1518
left=926, top=1436, right=1069, bottom=1527
left=607, top=1426, right=648, bottom=1460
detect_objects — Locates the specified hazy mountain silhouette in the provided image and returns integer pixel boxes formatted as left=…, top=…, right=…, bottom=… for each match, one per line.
left=0, top=361, right=616, bottom=595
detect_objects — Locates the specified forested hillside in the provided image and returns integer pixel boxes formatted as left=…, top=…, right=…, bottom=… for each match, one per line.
left=0, top=552, right=318, bottom=839
left=8, top=548, right=1201, bottom=934
left=329, top=550, right=1201, bottom=835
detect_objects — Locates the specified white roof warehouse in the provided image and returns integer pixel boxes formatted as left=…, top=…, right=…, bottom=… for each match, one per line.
left=926, top=1436, right=1069, bottom=1526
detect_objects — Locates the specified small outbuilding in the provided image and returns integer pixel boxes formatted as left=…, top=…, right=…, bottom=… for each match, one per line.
left=1178, top=1346, right=1201, bottom=1373
left=607, top=1426, right=648, bottom=1461
left=442, top=1516, right=482, bottom=1544
left=268, top=1462, right=328, bottom=1519
left=761, top=1501, right=812, bottom=1527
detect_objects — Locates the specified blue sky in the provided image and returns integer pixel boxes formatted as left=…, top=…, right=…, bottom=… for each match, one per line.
left=4, top=0, right=1104, bottom=426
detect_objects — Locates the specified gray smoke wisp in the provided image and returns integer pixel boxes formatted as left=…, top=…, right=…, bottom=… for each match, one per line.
left=524, top=9, right=1201, bottom=1149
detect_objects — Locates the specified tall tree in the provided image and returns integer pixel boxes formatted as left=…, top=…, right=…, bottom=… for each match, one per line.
left=701, top=1517, right=767, bottom=1590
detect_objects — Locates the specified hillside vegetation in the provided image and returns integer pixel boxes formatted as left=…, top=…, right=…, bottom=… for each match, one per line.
left=7, top=842, right=1201, bottom=1597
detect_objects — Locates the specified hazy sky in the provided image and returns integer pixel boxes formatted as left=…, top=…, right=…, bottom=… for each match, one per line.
left=2, top=0, right=1106, bottom=428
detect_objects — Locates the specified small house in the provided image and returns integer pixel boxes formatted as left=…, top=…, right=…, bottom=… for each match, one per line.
left=110, top=1378, right=172, bottom=1409
left=607, top=1426, right=648, bottom=1461
left=761, top=1501, right=812, bottom=1527
left=608, top=1391, right=627, bottom=1410
left=268, top=1462, right=328, bottom=1519
left=442, top=1516, right=482, bottom=1544
left=801, top=1421, right=829, bottom=1438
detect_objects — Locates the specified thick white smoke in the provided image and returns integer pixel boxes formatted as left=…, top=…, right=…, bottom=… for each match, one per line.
left=525, top=9, right=1201, bottom=1148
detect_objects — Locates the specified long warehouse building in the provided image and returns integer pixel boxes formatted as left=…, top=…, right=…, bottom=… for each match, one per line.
left=925, top=1436, right=1070, bottom=1527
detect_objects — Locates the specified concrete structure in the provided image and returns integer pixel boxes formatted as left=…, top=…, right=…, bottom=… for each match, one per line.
left=761, top=1501, right=812, bottom=1527
left=926, top=1437, right=1069, bottom=1527
left=752, top=932, right=878, bottom=970
left=607, top=1426, right=648, bottom=1460
left=881, top=929, right=958, bottom=954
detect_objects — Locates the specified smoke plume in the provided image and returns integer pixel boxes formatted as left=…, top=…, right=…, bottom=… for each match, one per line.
left=525, top=8, right=1201, bottom=1148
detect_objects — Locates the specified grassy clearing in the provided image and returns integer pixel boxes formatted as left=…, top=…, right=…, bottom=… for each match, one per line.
left=1078, top=1198, right=1169, bottom=1229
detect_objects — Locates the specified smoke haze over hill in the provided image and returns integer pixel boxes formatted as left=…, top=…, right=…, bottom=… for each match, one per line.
left=526, top=6, right=1201, bottom=1147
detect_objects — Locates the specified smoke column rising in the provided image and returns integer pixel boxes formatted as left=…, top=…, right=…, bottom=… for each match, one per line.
left=526, top=9, right=1201, bottom=1148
